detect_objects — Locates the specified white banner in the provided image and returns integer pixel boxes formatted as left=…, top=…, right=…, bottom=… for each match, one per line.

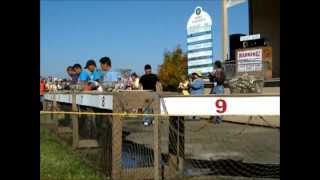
left=188, top=50, right=212, bottom=59
left=161, top=96, right=279, bottom=116
left=188, top=42, right=212, bottom=51
left=187, top=34, right=212, bottom=43
left=188, top=58, right=213, bottom=67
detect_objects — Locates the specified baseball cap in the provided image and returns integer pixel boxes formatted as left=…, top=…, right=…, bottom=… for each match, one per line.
left=192, top=71, right=202, bottom=77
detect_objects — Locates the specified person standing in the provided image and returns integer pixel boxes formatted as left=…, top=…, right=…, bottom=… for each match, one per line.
left=116, top=71, right=131, bottom=90
left=139, top=64, right=159, bottom=91
left=97, top=57, right=120, bottom=83
left=178, top=75, right=190, bottom=95
left=79, top=60, right=100, bottom=90
left=209, top=61, right=225, bottom=124
left=40, top=79, right=47, bottom=110
left=130, top=72, right=140, bottom=90
left=72, top=63, right=82, bottom=84
left=139, top=64, right=159, bottom=126
left=66, top=66, right=78, bottom=85
left=189, top=72, right=204, bottom=120
left=79, top=60, right=100, bottom=82
left=189, top=72, right=204, bottom=95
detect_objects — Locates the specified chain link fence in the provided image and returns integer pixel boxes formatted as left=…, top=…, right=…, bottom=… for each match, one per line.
left=41, top=104, right=279, bottom=180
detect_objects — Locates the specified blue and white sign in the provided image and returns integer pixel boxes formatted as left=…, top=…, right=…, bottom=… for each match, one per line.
left=187, top=6, right=213, bottom=75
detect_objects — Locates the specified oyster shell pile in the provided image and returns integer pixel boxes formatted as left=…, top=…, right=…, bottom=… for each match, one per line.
left=229, top=73, right=264, bottom=94
left=69, top=84, right=83, bottom=93
left=101, top=81, right=121, bottom=92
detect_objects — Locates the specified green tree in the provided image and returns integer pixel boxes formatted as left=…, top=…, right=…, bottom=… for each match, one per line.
left=158, top=46, right=188, bottom=91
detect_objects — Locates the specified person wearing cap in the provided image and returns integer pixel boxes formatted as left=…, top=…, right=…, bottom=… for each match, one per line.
left=79, top=59, right=100, bottom=82
left=189, top=72, right=204, bottom=95
left=139, top=64, right=159, bottom=91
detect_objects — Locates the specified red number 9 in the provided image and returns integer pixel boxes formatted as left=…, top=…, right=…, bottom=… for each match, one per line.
left=216, top=99, right=227, bottom=113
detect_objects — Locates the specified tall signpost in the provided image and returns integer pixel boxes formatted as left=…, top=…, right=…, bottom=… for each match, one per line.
left=222, top=0, right=228, bottom=62
left=187, top=6, right=213, bottom=76
left=223, top=0, right=247, bottom=62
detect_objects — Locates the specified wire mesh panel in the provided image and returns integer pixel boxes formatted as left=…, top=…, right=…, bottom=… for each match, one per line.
left=185, top=120, right=279, bottom=178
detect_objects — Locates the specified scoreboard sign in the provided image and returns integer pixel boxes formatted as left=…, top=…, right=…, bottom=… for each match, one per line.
left=186, top=6, right=213, bottom=75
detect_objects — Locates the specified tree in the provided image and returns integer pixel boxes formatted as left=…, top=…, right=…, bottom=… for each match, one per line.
left=158, top=46, right=188, bottom=91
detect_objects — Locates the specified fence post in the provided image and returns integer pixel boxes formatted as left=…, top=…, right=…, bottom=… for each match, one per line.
left=153, top=95, right=161, bottom=180
left=112, top=93, right=123, bottom=179
left=72, top=93, right=79, bottom=149
left=52, top=93, right=59, bottom=130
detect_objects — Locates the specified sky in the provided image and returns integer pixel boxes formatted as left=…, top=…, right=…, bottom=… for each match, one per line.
left=40, top=0, right=248, bottom=78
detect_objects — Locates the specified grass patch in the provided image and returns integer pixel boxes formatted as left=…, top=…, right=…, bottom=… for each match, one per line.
left=40, top=127, right=102, bottom=180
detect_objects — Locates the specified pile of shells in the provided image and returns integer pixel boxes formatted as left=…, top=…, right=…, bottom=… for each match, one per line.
left=69, top=84, right=83, bottom=93
left=102, top=82, right=120, bottom=92
left=228, top=73, right=264, bottom=94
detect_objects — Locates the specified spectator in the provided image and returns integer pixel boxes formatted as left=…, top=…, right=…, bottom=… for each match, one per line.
left=97, top=57, right=120, bottom=83
left=139, top=64, right=159, bottom=91
left=72, top=63, right=82, bottom=84
left=57, top=79, right=63, bottom=90
left=48, top=81, right=57, bottom=92
left=119, top=71, right=132, bottom=90
left=45, top=80, right=50, bottom=91
left=131, top=72, right=140, bottom=90
left=178, top=75, right=190, bottom=95
left=209, top=61, right=225, bottom=124
left=189, top=72, right=204, bottom=121
left=40, top=79, right=47, bottom=110
left=189, top=72, right=204, bottom=95
left=66, top=66, right=78, bottom=85
left=79, top=59, right=100, bottom=82
left=139, top=64, right=159, bottom=126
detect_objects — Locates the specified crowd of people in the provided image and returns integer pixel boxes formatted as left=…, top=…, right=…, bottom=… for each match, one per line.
left=40, top=57, right=225, bottom=124
left=40, top=57, right=161, bottom=125
left=40, top=57, right=161, bottom=93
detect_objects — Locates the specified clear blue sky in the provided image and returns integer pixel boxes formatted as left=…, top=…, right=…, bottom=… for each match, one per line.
left=41, top=0, right=248, bottom=78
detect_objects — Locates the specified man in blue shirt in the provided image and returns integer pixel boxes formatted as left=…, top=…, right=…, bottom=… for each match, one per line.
left=97, top=57, right=120, bottom=83
left=190, top=72, right=204, bottom=95
left=79, top=60, right=100, bottom=82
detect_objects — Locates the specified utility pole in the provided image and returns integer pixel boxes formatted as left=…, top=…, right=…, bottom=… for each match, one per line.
left=222, top=0, right=228, bottom=62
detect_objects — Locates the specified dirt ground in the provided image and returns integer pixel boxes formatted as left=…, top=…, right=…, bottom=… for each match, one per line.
left=124, top=119, right=280, bottom=164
